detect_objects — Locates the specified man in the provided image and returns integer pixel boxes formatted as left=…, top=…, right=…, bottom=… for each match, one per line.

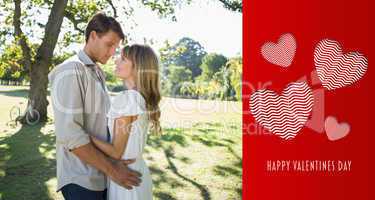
left=48, top=13, right=141, bottom=200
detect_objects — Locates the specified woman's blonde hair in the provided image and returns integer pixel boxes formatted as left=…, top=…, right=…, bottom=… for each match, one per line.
left=122, top=44, right=161, bottom=134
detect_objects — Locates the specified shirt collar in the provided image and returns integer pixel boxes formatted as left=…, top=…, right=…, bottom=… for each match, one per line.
left=78, top=49, right=96, bottom=67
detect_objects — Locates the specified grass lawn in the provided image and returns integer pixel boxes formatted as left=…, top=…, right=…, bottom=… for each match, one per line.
left=0, top=86, right=242, bottom=200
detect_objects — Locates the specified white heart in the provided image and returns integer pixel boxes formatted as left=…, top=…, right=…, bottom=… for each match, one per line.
left=250, top=82, right=313, bottom=140
left=314, top=39, right=368, bottom=90
left=261, top=33, right=297, bottom=67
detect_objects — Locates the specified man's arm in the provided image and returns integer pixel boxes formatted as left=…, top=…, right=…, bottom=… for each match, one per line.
left=71, top=142, right=142, bottom=190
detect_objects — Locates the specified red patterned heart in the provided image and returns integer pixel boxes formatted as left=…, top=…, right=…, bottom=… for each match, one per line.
left=261, top=33, right=297, bottom=67
left=314, top=39, right=368, bottom=90
left=250, top=82, right=313, bottom=140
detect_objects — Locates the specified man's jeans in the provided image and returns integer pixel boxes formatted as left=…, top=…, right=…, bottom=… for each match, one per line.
left=61, top=184, right=107, bottom=200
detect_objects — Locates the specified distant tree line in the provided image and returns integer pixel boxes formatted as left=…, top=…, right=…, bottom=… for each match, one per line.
left=159, top=37, right=242, bottom=101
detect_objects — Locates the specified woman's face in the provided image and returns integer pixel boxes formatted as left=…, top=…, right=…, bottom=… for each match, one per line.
left=114, top=54, right=134, bottom=80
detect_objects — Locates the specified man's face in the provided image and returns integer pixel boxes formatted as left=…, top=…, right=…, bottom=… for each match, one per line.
left=89, top=30, right=121, bottom=64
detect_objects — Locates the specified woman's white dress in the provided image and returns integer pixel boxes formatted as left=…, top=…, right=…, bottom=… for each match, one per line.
left=106, top=90, right=152, bottom=200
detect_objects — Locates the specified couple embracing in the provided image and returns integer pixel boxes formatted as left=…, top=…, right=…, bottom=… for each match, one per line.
left=49, top=13, right=161, bottom=200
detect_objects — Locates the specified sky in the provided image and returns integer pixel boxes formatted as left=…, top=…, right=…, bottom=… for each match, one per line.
left=125, top=1, right=243, bottom=57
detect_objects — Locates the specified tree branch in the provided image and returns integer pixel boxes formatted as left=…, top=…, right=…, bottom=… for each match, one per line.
left=64, top=10, right=85, bottom=34
left=36, top=0, right=68, bottom=62
left=105, top=0, right=118, bottom=18
left=217, top=0, right=242, bottom=12
left=13, top=0, right=32, bottom=73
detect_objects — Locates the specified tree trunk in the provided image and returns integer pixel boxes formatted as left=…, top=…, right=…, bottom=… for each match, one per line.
left=28, top=61, right=50, bottom=122
left=20, top=0, right=68, bottom=123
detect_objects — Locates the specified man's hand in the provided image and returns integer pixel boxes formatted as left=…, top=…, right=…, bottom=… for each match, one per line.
left=70, top=143, right=142, bottom=190
left=108, top=159, right=142, bottom=190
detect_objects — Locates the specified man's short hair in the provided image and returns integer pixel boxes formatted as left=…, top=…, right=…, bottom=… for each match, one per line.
left=85, top=13, right=125, bottom=42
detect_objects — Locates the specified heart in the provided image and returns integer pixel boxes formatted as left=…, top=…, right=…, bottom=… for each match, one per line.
left=261, top=33, right=297, bottom=67
left=325, top=116, right=350, bottom=141
left=250, top=82, right=313, bottom=140
left=314, top=39, right=368, bottom=90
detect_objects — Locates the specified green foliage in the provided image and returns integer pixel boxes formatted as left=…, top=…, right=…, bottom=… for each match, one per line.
left=166, top=65, right=193, bottom=96
left=217, top=0, right=242, bottom=12
left=163, top=59, right=242, bottom=101
left=160, top=37, right=207, bottom=78
left=179, top=81, right=196, bottom=97
left=142, top=0, right=192, bottom=21
left=100, top=59, right=125, bottom=92
left=101, top=60, right=117, bottom=84
left=61, top=0, right=108, bottom=46
left=213, top=66, right=232, bottom=100
left=168, top=65, right=193, bottom=83
left=198, top=53, right=228, bottom=81
left=158, top=37, right=242, bottom=101
left=0, top=43, right=26, bottom=81
left=51, top=52, right=74, bottom=68
left=226, top=56, right=242, bottom=100
left=201, top=56, right=242, bottom=101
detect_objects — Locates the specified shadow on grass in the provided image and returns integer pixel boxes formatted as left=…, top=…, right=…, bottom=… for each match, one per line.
left=147, top=127, right=212, bottom=200
left=191, top=122, right=243, bottom=195
left=146, top=122, right=241, bottom=200
left=163, top=146, right=211, bottom=200
left=154, top=192, right=178, bottom=200
left=0, top=89, right=29, bottom=98
left=213, top=165, right=241, bottom=177
left=0, top=88, right=50, bottom=98
left=149, top=165, right=185, bottom=192
left=0, top=122, right=56, bottom=200
left=147, top=128, right=188, bottom=148
left=192, top=135, right=225, bottom=147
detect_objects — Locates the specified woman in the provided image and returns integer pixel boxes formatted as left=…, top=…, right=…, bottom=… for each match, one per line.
left=90, top=44, right=161, bottom=200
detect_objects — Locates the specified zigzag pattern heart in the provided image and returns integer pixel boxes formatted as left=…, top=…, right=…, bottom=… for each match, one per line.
left=250, top=82, right=313, bottom=140
left=261, top=33, right=297, bottom=67
left=314, top=39, right=368, bottom=90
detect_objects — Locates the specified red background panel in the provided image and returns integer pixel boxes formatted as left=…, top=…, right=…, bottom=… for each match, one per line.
left=243, top=0, right=374, bottom=199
